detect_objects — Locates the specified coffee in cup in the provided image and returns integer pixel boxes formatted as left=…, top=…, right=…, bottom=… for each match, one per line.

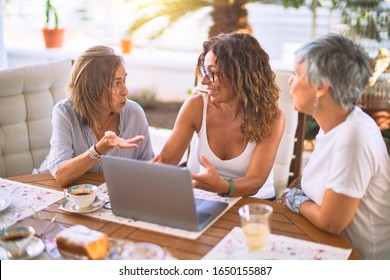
left=0, top=225, right=35, bottom=258
left=64, top=184, right=97, bottom=209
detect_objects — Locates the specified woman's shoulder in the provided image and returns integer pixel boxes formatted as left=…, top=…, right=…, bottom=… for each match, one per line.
left=173, top=93, right=205, bottom=131
left=183, top=92, right=206, bottom=109
left=123, top=99, right=145, bottom=114
left=53, top=98, right=73, bottom=114
left=276, top=108, right=286, bottom=123
left=342, top=107, right=380, bottom=136
left=329, top=107, right=384, bottom=151
left=54, top=98, right=70, bottom=107
left=179, top=93, right=205, bottom=120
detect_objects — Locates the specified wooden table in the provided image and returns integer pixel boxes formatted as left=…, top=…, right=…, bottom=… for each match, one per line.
left=6, top=172, right=360, bottom=260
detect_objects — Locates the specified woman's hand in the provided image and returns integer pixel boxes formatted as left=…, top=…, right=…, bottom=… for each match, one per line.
left=284, top=187, right=312, bottom=214
left=191, top=154, right=226, bottom=193
left=96, top=131, right=144, bottom=154
left=149, top=154, right=162, bottom=163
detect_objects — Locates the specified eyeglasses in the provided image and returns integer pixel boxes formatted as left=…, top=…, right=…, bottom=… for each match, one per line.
left=199, top=65, right=223, bottom=83
left=29, top=207, right=57, bottom=237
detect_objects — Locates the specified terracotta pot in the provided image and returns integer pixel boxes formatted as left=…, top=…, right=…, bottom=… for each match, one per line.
left=120, top=38, right=133, bottom=54
left=42, top=28, right=65, bottom=48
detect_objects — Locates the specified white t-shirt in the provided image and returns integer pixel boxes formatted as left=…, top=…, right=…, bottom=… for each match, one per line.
left=302, top=107, right=390, bottom=259
left=195, top=94, right=275, bottom=199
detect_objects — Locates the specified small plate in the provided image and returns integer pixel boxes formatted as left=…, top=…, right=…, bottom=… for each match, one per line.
left=109, top=241, right=165, bottom=260
left=60, top=196, right=105, bottom=213
left=0, top=236, right=45, bottom=260
left=42, top=237, right=174, bottom=260
left=126, top=242, right=165, bottom=260
left=0, top=193, right=12, bottom=212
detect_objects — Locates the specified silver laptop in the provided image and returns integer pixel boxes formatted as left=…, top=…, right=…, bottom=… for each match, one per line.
left=101, top=155, right=228, bottom=232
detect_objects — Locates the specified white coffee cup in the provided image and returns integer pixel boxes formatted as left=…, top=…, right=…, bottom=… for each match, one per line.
left=0, top=225, right=35, bottom=258
left=64, top=184, right=97, bottom=209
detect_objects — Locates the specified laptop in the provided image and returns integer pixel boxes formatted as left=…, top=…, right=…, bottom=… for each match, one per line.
left=101, top=155, right=228, bottom=232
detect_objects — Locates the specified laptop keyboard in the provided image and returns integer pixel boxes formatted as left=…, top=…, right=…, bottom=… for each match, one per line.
left=195, top=199, right=212, bottom=224
left=198, top=211, right=212, bottom=224
left=195, top=198, right=203, bottom=206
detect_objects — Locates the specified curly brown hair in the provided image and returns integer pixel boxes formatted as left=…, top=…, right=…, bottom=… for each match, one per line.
left=197, top=33, right=280, bottom=143
left=69, top=45, right=124, bottom=131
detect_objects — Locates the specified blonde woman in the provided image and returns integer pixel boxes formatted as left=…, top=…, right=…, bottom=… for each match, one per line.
left=45, top=46, right=153, bottom=186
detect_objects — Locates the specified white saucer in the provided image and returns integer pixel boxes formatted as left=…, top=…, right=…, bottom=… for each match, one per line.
left=60, top=196, right=105, bottom=213
left=0, top=193, right=12, bottom=212
left=108, top=240, right=166, bottom=260
left=0, top=237, right=45, bottom=260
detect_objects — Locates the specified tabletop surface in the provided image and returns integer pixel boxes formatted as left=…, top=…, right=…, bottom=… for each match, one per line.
left=5, top=172, right=359, bottom=260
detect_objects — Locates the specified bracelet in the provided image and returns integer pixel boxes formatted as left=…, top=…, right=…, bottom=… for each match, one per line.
left=89, top=145, right=101, bottom=161
left=220, top=179, right=235, bottom=197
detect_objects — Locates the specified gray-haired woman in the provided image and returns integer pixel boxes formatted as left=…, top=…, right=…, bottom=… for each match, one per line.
left=285, top=33, right=390, bottom=259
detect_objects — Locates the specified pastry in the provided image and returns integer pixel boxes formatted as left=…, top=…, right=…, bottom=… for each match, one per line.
left=56, top=225, right=108, bottom=260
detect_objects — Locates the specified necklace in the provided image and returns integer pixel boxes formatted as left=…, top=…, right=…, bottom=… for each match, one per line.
left=97, top=113, right=113, bottom=130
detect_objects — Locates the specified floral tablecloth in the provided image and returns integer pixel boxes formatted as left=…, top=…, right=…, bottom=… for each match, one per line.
left=65, top=183, right=240, bottom=240
left=0, top=178, right=64, bottom=229
left=202, top=227, right=352, bottom=260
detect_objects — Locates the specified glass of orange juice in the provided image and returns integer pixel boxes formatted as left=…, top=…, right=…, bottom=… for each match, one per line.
left=238, top=203, right=273, bottom=251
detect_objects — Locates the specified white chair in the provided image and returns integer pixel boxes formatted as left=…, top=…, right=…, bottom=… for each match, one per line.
left=184, top=71, right=299, bottom=199
left=0, top=59, right=72, bottom=177
left=149, top=126, right=188, bottom=165
left=273, top=71, right=298, bottom=198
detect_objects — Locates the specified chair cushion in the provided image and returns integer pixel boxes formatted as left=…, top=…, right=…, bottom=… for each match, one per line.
left=0, top=59, right=72, bottom=177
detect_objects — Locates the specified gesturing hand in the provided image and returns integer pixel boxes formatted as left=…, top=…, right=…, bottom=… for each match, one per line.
left=284, top=187, right=312, bottom=214
left=191, top=154, right=222, bottom=192
left=98, top=131, right=144, bottom=154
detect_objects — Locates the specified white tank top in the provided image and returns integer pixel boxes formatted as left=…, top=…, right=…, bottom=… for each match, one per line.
left=194, top=93, right=275, bottom=199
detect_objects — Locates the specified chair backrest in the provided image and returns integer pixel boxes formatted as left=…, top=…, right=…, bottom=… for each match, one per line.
left=0, top=59, right=72, bottom=177
left=273, top=71, right=299, bottom=197
left=288, top=112, right=307, bottom=186
left=149, top=126, right=188, bottom=165
left=185, top=71, right=301, bottom=198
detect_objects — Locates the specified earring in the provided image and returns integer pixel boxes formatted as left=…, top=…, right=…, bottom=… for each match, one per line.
left=312, top=97, right=319, bottom=117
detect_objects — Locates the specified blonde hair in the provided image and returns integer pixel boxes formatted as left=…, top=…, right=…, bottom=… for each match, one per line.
left=69, top=45, right=124, bottom=130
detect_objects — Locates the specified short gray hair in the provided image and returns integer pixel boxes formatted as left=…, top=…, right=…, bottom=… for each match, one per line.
left=294, top=33, right=372, bottom=112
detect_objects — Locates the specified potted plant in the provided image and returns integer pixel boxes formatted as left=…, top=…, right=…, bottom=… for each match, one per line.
left=42, top=0, right=65, bottom=48
left=120, top=33, right=133, bottom=54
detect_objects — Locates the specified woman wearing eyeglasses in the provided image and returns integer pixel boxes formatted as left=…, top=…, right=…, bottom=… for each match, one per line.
left=42, top=46, right=154, bottom=186
left=153, top=33, right=285, bottom=199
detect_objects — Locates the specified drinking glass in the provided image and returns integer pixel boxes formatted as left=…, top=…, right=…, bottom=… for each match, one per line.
left=238, top=203, right=273, bottom=251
